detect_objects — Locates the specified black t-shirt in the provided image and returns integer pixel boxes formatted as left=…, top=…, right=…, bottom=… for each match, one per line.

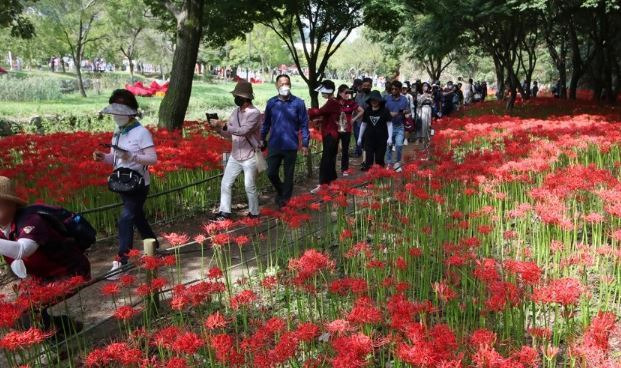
left=362, top=106, right=391, bottom=142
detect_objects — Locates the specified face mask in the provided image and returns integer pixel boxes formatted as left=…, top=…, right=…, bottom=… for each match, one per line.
left=362, top=88, right=371, bottom=94
left=11, top=260, right=27, bottom=279
left=278, top=86, right=290, bottom=96
left=113, top=115, right=131, bottom=127
left=234, top=96, right=246, bottom=107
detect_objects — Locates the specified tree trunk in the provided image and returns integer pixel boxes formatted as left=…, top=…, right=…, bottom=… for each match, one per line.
left=128, top=58, right=135, bottom=83
left=61, top=58, right=66, bottom=73
left=74, top=50, right=87, bottom=97
left=493, top=57, right=505, bottom=100
left=157, top=0, right=204, bottom=130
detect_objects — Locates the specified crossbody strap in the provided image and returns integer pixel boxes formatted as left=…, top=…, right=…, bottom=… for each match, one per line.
left=237, top=109, right=258, bottom=150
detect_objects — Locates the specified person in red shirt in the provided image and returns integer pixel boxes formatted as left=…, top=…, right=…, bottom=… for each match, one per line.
left=0, top=176, right=91, bottom=334
left=309, top=80, right=341, bottom=193
left=336, top=84, right=364, bottom=176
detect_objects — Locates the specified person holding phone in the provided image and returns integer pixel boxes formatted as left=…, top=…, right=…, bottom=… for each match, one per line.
left=93, top=89, right=158, bottom=280
left=210, top=80, right=262, bottom=221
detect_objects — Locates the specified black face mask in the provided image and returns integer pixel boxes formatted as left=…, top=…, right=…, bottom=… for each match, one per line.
left=234, top=96, right=247, bottom=107
left=362, top=88, right=371, bottom=94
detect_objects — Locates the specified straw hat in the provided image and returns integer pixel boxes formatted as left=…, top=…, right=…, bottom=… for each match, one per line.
left=0, top=176, right=26, bottom=206
left=231, top=80, right=254, bottom=100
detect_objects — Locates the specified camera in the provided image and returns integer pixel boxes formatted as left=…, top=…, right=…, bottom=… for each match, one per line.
left=206, top=113, right=219, bottom=123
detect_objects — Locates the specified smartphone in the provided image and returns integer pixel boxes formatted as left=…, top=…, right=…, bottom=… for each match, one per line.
left=102, top=143, right=129, bottom=153
left=206, top=113, right=219, bottom=123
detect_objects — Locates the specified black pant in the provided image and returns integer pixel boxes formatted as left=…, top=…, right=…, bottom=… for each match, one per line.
left=118, top=185, right=157, bottom=263
left=319, top=135, right=338, bottom=185
left=364, top=138, right=387, bottom=169
left=267, top=148, right=298, bottom=205
left=338, top=132, right=351, bottom=172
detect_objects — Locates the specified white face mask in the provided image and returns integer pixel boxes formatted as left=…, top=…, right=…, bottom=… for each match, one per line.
left=278, top=86, right=291, bottom=97
left=11, top=260, right=27, bottom=279
left=113, top=115, right=131, bottom=127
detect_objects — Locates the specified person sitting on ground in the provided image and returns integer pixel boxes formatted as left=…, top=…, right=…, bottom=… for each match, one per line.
left=211, top=80, right=262, bottom=221
left=0, top=176, right=91, bottom=333
left=358, top=91, right=392, bottom=171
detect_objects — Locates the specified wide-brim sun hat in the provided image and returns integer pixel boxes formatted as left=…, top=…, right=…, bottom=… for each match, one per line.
left=231, top=79, right=254, bottom=99
left=314, top=80, right=335, bottom=94
left=100, top=103, right=139, bottom=116
left=0, top=176, right=27, bottom=206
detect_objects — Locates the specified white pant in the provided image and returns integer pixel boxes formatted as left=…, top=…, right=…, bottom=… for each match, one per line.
left=219, top=155, right=259, bottom=216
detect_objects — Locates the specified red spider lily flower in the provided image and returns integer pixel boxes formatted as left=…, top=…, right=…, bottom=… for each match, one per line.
left=528, top=327, right=552, bottom=340
left=329, top=277, right=368, bottom=296
left=325, top=319, right=354, bottom=336
left=260, top=275, right=278, bottom=290
left=331, top=333, right=373, bottom=368
left=230, top=289, right=257, bottom=310
left=101, top=283, right=121, bottom=297
left=161, top=255, right=177, bottom=267
left=469, top=328, right=497, bottom=348
left=84, top=342, right=143, bottom=367
left=288, top=249, right=335, bottom=286
left=119, top=274, right=136, bottom=288
left=295, top=322, right=320, bottom=343
left=503, top=260, right=541, bottom=285
left=204, top=311, right=228, bottom=330
left=162, top=232, right=190, bottom=246
left=347, top=296, right=383, bottom=325
left=193, top=234, right=207, bottom=244
left=113, top=305, right=141, bottom=321
left=234, top=235, right=250, bottom=247
left=152, top=326, right=181, bottom=350
left=0, top=328, right=53, bottom=350
left=532, top=277, right=585, bottom=306
left=165, top=357, right=188, bottom=368
left=207, top=266, right=223, bottom=279
left=211, top=233, right=232, bottom=248
left=127, top=249, right=142, bottom=258
left=172, top=331, right=204, bottom=355
left=0, top=300, right=25, bottom=328
left=171, top=281, right=225, bottom=310
left=209, top=333, right=244, bottom=366
left=433, top=281, right=458, bottom=302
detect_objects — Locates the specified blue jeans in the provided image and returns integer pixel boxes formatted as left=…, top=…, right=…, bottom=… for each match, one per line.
left=385, top=124, right=405, bottom=165
left=118, top=185, right=157, bottom=264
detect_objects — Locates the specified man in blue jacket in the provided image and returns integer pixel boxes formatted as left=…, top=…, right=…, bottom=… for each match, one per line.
left=261, top=75, right=310, bottom=208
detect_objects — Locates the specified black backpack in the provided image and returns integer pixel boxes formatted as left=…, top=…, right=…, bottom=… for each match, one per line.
left=16, top=205, right=96, bottom=252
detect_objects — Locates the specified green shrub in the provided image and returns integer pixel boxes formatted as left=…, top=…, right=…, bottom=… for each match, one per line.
left=0, top=77, right=63, bottom=101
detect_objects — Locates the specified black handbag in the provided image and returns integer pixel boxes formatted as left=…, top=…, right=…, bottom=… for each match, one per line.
left=107, top=134, right=146, bottom=193
left=108, top=167, right=145, bottom=193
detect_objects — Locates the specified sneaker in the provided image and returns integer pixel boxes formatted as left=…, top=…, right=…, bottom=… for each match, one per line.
left=310, top=185, right=321, bottom=194
left=342, top=172, right=350, bottom=177
left=394, top=163, right=403, bottom=172
left=213, top=212, right=231, bottom=221
left=404, top=138, right=409, bottom=146
left=106, top=261, right=124, bottom=281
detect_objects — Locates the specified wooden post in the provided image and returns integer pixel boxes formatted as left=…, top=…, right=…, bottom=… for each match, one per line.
left=143, top=238, right=159, bottom=314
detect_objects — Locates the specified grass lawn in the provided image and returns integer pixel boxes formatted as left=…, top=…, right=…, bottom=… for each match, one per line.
left=0, top=70, right=319, bottom=127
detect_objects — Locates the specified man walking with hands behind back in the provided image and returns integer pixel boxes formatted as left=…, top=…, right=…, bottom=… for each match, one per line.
left=261, top=75, right=310, bottom=208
